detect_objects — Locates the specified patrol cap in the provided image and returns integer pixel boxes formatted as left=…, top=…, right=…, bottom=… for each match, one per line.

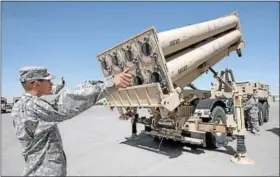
left=19, top=66, right=55, bottom=83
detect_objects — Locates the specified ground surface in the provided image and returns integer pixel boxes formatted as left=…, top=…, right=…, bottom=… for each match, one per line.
left=2, top=102, right=279, bottom=176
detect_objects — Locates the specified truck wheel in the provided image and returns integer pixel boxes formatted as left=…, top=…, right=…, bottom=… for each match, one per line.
left=258, top=103, right=264, bottom=126
left=206, top=106, right=228, bottom=149
left=263, top=102, right=269, bottom=122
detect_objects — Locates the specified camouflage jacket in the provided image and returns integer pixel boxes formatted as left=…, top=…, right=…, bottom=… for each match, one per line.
left=244, top=97, right=259, bottom=116
left=11, top=77, right=114, bottom=176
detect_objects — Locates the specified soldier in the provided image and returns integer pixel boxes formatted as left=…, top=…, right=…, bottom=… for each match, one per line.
left=244, top=93, right=260, bottom=135
left=11, top=66, right=132, bottom=176
left=243, top=97, right=251, bottom=131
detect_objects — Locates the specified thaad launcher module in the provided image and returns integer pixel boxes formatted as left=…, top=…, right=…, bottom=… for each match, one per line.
left=97, top=12, right=244, bottom=111
left=96, top=12, right=246, bottom=148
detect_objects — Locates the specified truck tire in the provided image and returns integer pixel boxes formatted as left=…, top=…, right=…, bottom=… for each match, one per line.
left=258, top=102, right=264, bottom=126
left=206, top=106, right=228, bottom=149
left=263, top=102, right=269, bottom=122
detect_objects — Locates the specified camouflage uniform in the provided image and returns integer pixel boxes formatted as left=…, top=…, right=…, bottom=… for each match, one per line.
left=244, top=95, right=260, bottom=134
left=11, top=66, right=114, bottom=176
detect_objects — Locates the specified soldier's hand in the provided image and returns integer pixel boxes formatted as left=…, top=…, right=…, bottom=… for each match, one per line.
left=114, top=68, right=132, bottom=89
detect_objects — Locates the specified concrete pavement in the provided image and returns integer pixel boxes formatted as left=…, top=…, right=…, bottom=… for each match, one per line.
left=2, top=102, right=279, bottom=176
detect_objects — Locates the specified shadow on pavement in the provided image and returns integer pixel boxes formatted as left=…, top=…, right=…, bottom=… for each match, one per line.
left=266, top=127, right=280, bottom=137
left=120, top=133, right=236, bottom=159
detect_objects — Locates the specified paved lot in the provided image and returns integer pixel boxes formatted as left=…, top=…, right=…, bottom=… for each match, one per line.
left=2, top=102, right=279, bottom=176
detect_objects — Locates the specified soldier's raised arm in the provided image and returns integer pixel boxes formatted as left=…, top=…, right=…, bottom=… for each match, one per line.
left=31, top=76, right=116, bottom=123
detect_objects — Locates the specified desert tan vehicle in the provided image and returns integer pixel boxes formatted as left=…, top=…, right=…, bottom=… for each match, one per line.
left=235, top=82, right=270, bottom=123
left=97, top=12, right=253, bottom=164
left=1, top=97, right=7, bottom=113
left=210, top=69, right=270, bottom=126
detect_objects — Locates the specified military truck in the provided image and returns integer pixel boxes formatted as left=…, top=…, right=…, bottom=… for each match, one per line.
left=210, top=68, right=270, bottom=127
left=1, top=97, right=7, bottom=113
left=235, top=81, right=270, bottom=124
left=97, top=12, right=253, bottom=164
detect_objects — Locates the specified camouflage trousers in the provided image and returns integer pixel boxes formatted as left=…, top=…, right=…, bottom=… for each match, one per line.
left=249, top=114, right=260, bottom=133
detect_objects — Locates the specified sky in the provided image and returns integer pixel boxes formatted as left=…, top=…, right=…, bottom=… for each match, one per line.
left=2, top=1, right=279, bottom=102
